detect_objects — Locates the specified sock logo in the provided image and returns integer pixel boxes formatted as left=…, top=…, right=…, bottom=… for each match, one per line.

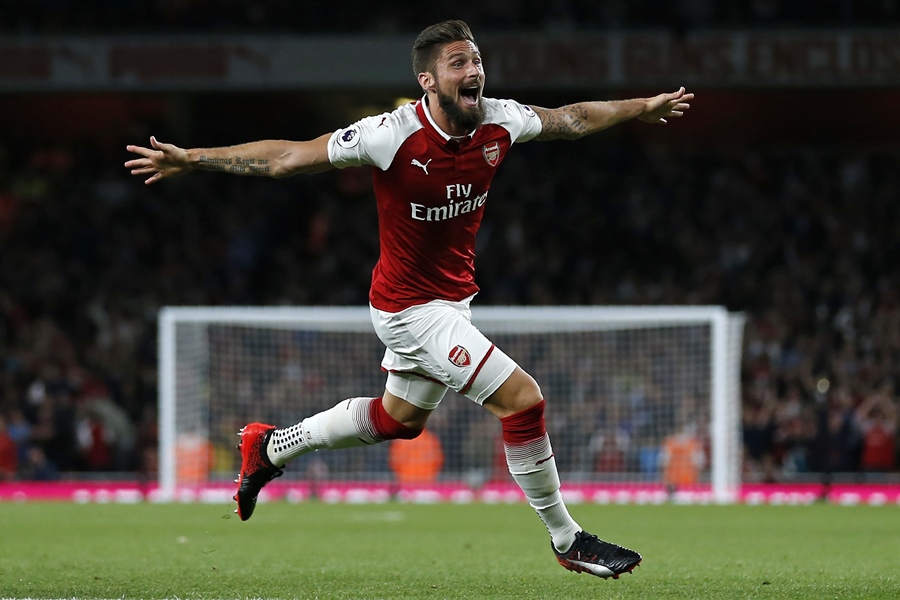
left=448, top=345, right=471, bottom=367
left=535, top=453, right=555, bottom=466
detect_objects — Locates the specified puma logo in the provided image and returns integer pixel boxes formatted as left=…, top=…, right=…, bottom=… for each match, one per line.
left=411, top=158, right=432, bottom=175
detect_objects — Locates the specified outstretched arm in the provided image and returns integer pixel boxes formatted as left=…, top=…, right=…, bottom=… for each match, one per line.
left=529, top=87, right=693, bottom=141
left=125, top=133, right=334, bottom=185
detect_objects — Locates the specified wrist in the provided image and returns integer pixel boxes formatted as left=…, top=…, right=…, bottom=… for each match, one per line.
left=186, top=149, right=203, bottom=168
left=637, top=98, right=651, bottom=118
left=635, top=98, right=654, bottom=122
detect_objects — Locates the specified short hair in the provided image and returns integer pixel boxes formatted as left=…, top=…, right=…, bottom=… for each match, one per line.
left=411, top=20, right=477, bottom=77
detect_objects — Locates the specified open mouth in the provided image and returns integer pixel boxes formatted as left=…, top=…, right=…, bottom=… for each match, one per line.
left=460, top=85, right=480, bottom=107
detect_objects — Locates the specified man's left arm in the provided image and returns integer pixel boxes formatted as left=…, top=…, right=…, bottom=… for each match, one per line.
left=529, top=87, right=692, bottom=141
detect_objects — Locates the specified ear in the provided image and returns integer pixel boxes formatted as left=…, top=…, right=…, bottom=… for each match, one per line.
left=418, top=71, right=435, bottom=93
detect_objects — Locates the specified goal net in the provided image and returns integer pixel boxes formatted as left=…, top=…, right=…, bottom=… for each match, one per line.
left=158, top=306, right=745, bottom=503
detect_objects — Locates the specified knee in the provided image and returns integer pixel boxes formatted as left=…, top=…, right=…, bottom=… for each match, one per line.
left=485, top=369, right=543, bottom=418
left=376, top=396, right=429, bottom=439
left=510, top=375, right=543, bottom=411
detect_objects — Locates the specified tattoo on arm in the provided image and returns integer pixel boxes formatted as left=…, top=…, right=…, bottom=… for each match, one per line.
left=198, top=155, right=270, bottom=175
left=198, top=156, right=232, bottom=172
left=532, top=104, right=590, bottom=141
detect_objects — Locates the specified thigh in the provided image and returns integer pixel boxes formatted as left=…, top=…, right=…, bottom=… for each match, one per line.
left=384, top=370, right=448, bottom=411
left=371, top=299, right=519, bottom=405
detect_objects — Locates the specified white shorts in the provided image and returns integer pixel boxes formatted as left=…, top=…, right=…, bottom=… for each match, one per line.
left=369, top=295, right=518, bottom=410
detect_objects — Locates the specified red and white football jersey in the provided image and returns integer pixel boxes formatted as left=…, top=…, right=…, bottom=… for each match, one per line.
left=327, top=97, right=542, bottom=312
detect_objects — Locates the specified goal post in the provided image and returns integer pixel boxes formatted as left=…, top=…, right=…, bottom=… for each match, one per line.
left=158, top=306, right=745, bottom=503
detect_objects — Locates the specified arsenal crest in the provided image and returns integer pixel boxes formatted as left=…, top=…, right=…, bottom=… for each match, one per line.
left=482, top=142, right=500, bottom=167
left=449, top=345, right=472, bottom=367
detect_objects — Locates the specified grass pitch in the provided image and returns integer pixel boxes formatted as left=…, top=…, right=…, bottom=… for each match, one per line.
left=1, top=501, right=898, bottom=599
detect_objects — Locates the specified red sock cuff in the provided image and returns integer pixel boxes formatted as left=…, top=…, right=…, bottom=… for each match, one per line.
left=500, top=399, right=547, bottom=445
left=370, top=397, right=421, bottom=440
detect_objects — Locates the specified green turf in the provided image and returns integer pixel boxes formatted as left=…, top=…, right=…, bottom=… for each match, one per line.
left=1, top=501, right=898, bottom=599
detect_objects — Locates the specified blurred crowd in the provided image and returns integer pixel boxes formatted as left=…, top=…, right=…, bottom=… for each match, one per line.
left=0, top=118, right=897, bottom=484
left=2, top=0, right=899, bottom=35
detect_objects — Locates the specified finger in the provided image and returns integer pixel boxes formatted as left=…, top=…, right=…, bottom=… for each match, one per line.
left=145, top=172, right=163, bottom=185
left=131, top=167, right=158, bottom=175
left=124, top=158, right=150, bottom=168
left=125, top=145, right=156, bottom=158
left=150, top=135, right=175, bottom=152
left=668, top=86, right=685, bottom=99
left=666, top=102, right=690, bottom=116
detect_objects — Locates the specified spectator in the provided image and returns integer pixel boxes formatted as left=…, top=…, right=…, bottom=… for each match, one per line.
left=810, top=387, right=861, bottom=474
left=660, top=422, right=705, bottom=492
left=0, top=413, right=18, bottom=480
left=854, top=387, right=897, bottom=473
left=742, top=392, right=776, bottom=482
left=76, top=406, right=112, bottom=472
left=18, top=446, right=59, bottom=481
left=388, top=429, right=445, bottom=484
left=591, top=425, right=630, bottom=474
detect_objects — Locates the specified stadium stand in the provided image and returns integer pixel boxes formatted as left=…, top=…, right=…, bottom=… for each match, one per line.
left=1, top=1, right=898, bottom=34
left=0, top=127, right=896, bottom=482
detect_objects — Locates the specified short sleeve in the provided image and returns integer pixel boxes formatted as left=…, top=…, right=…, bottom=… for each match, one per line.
left=327, top=108, right=420, bottom=171
left=483, top=98, right=543, bottom=144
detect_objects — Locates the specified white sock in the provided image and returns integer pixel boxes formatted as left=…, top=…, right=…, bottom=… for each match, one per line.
left=505, top=433, right=581, bottom=553
left=267, top=397, right=381, bottom=467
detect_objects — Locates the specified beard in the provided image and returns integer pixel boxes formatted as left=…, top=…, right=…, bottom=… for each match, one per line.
left=436, top=86, right=485, bottom=132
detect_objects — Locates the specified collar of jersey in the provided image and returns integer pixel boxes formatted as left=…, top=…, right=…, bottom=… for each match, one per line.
left=419, top=95, right=477, bottom=142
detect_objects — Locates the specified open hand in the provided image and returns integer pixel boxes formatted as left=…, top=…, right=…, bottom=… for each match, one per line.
left=124, top=136, right=191, bottom=184
left=638, top=87, right=693, bottom=125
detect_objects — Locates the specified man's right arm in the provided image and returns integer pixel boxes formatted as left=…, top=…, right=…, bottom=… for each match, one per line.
left=125, top=133, right=333, bottom=185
